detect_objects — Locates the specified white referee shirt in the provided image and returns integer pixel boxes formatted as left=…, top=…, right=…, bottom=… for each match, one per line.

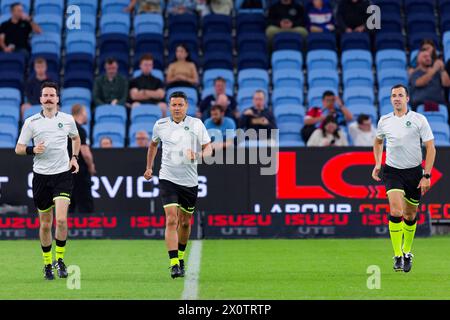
left=152, top=116, right=211, bottom=187
left=376, top=110, right=434, bottom=169
left=17, top=111, right=79, bottom=175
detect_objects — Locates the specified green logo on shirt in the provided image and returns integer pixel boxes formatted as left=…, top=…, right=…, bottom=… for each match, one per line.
left=406, top=121, right=411, bottom=127
left=184, top=126, right=189, bottom=131
left=58, top=122, right=63, bottom=128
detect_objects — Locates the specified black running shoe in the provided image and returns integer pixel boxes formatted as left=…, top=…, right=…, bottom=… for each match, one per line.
left=393, top=256, right=404, bottom=272
left=403, top=253, right=414, bottom=273
left=170, top=264, right=183, bottom=279
left=179, top=259, right=185, bottom=277
left=53, top=258, right=68, bottom=278
left=43, top=264, right=55, bottom=280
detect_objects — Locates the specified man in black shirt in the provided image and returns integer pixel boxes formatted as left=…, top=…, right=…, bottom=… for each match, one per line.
left=0, top=2, right=41, bottom=56
left=336, top=0, right=371, bottom=33
left=239, top=90, right=277, bottom=139
left=129, top=53, right=167, bottom=116
left=68, top=104, right=96, bottom=213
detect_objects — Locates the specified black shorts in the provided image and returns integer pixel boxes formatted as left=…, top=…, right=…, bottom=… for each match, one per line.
left=159, top=179, right=198, bottom=214
left=382, top=164, right=423, bottom=206
left=32, top=170, right=73, bottom=213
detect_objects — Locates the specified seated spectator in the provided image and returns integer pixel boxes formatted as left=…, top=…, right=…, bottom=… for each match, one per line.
left=93, top=57, right=128, bottom=107
left=198, top=76, right=238, bottom=122
left=167, top=0, right=197, bottom=15
left=266, top=0, right=308, bottom=44
left=204, top=104, right=236, bottom=149
left=125, top=0, right=162, bottom=13
left=408, top=39, right=438, bottom=76
left=135, top=130, right=150, bottom=148
left=209, top=0, right=233, bottom=15
left=306, top=0, right=335, bottom=33
left=100, top=137, right=113, bottom=148
left=239, top=90, right=277, bottom=139
left=336, top=0, right=370, bottom=33
left=301, top=90, right=353, bottom=143
left=129, top=54, right=167, bottom=116
left=307, top=115, right=349, bottom=146
left=166, top=44, right=199, bottom=90
left=348, top=114, right=376, bottom=146
left=21, top=57, right=53, bottom=117
left=409, top=50, right=450, bottom=109
left=0, top=2, right=41, bottom=57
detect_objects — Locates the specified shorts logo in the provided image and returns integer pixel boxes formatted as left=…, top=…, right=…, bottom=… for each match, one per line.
left=58, top=122, right=63, bottom=128
left=405, top=121, right=411, bottom=127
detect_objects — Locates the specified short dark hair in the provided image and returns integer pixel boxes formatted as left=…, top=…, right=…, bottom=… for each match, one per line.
left=71, top=103, right=86, bottom=116
left=40, top=81, right=59, bottom=96
left=169, top=91, right=188, bottom=102
left=322, top=90, right=335, bottom=100
left=391, top=84, right=409, bottom=96
left=139, top=53, right=154, bottom=64
left=210, top=104, right=223, bottom=113
left=214, top=77, right=226, bottom=84
left=105, top=57, right=117, bottom=65
left=10, top=2, right=21, bottom=11
left=357, top=114, right=370, bottom=125
left=253, top=89, right=266, bottom=97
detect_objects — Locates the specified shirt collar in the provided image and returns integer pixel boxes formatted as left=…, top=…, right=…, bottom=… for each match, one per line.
left=171, top=115, right=187, bottom=124
left=41, top=110, right=58, bottom=118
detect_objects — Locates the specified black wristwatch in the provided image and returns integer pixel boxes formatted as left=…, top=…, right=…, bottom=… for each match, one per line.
left=423, top=173, right=431, bottom=179
left=72, top=154, right=79, bottom=160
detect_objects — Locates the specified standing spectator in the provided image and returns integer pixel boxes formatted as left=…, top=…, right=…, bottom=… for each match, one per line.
left=69, top=104, right=96, bottom=213
left=266, top=0, right=308, bottom=44
left=93, top=57, right=129, bottom=107
left=198, top=77, right=238, bottom=122
left=239, top=90, right=277, bottom=139
left=100, top=137, right=113, bottom=148
left=129, top=54, right=167, bottom=116
left=307, top=115, right=349, bottom=146
left=125, top=0, right=162, bottom=13
left=167, top=0, right=197, bottom=15
left=0, top=2, right=41, bottom=56
left=166, top=44, right=199, bottom=90
left=306, top=0, right=335, bottom=33
left=409, top=50, right=450, bottom=109
left=135, top=130, right=150, bottom=147
left=204, top=104, right=236, bottom=149
left=21, top=57, right=53, bottom=117
left=336, top=0, right=371, bottom=33
left=348, top=114, right=376, bottom=146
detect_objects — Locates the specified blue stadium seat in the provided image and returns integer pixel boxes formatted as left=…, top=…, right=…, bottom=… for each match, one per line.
left=0, top=52, right=25, bottom=74
left=66, top=32, right=96, bottom=57
left=379, top=12, right=402, bottom=33
left=100, top=14, right=130, bottom=35
left=307, top=33, right=336, bottom=51
left=441, top=12, right=450, bottom=33
left=33, top=14, right=63, bottom=34
left=343, top=87, right=375, bottom=107
left=380, top=103, right=392, bottom=116
left=444, top=31, right=450, bottom=52
left=341, top=50, right=372, bottom=71
left=63, top=71, right=94, bottom=89
left=128, top=122, right=154, bottom=147
left=376, top=49, right=407, bottom=71
left=236, top=13, right=265, bottom=34
left=306, top=50, right=337, bottom=71
left=377, top=68, right=408, bottom=88
left=67, top=0, right=98, bottom=15
left=0, top=71, right=24, bottom=90
left=347, top=105, right=378, bottom=124
left=274, top=104, right=305, bottom=123
left=307, top=87, right=337, bottom=107
left=168, top=13, right=198, bottom=34
left=203, top=33, right=233, bottom=53
left=408, top=32, right=439, bottom=51
left=130, top=104, right=162, bottom=124
left=0, top=123, right=18, bottom=148
left=407, top=13, right=436, bottom=35
left=0, top=105, right=19, bottom=126
left=271, top=50, right=303, bottom=71
left=278, top=139, right=305, bottom=147
left=375, top=32, right=405, bottom=51
left=429, top=122, right=450, bottom=145
left=203, top=52, right=233, bottom=70
left=272, top=88, right=303, bottom=107
left=93, top=122, right=126, bottom=147
left=134, top=13, right=164, bottom=35
left=372, top=0, right=401, bottom=15
left=236, top=87, right=268, bottom=111
left=404, top=0, right=434, bottom=16
left=272, top=69, right=303, bottom=89
left=341, top=33, right=371, bottom=51
left=378, top=86, right=392, bottom=110
left=278, top=122, right=303, bottom=142
left=237, top=52, right=268, bottom=70
left=237, top=33, right=267, bottom=53
left=31, top=33, right=61, bottom=58
left=308, top=69, right=339, bottom=90
left=203, top=14, right=232, bottom=34
left=273, top=32, right=304, bottom=52
left=238, top=69, right=269, bottom=90
left=34, top=0, right=64, bottom=15
left=61, top=87, right=92, bottom=108
left=135, top=34, right=164, bottom=70
left=99, top=33, right=129, bottom=54
left=343, top=69, right=374, bottom=89
left=417, top=104, right=449, bottom=123
left=168, top=34, right=199, bottom=65
left=65, top=13, right=96, bottom=34
left=440, top=0, right=450, bottom=14
left=203, top=69, right=234, bottom=90
left=95, top=105, right=127, bottom=124
left=0, top=88, right=21, bottom=107
left=1, top=0, right=30, bottom=14
left=101, top=0, right=129, bottom=14
left=0, top=13, right=11, bottom=24
left=65, top=53, right=94, bottom=75
left=23, top=105, right=42, bottom=120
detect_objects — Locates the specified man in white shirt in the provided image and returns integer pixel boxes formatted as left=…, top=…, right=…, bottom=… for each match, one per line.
left=372, top=84, right=435, bottom=273
left=143, top=91, right=212, bottom=279
left=348, top=114, right=376, bottom=146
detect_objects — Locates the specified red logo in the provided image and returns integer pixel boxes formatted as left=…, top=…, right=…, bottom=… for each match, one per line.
left=208, top=214, right=272, bottom=227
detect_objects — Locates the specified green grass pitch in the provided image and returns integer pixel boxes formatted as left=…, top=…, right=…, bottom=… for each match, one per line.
left=0, top=237, right=449, bottom=299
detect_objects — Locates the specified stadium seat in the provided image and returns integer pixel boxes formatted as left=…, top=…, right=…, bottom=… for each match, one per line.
left=429, top=122, right=450, bottom=144
left=273, top=32, right=304, bottom=52
left=0, top=105, right=19, bottom=126
left=203, top=52, right=233, bottom=70
left=66, top=13, right=96, bottom=35
left=417, top=104, right=449, bottom=123
left=236, top=0, right=266, bottom=13
left=408, top=32, right=439, bottom=51
left=375, top=32, right=405, bottom=51
left=236, top=13, right=266, bottom=34
left=347, top=105, right=378, bottom=124
left=100, top=14, right=130, bottom=35
left=274, top=104, right=305, bottom=123
left=341, top=50, right=372, bottom=71
left=1, top=0, right=30, bottom=14
left=61, top=87, right=92, bottom=108
left=34, top=0, right=64, bottom=15
left=307, top=33, right=336, bottom=51
left=0, top=13, right=11, bottom=24
left=271, top=50, right=303, bottom=71
left=237, top=52, right=268, bottom=70
left=134, top=13, right=164, bottom=35
left=441, top=12, right=450, bottom=33
left=306, top=50, right=337, bottom=71
left=440, top=0, right=450, bottom=14
left=271, top=88, right=303, bottom=107
left=379, top=12, right=402, bottom=33
left=23, top=105, right=42, bottom=120
left=128, top=122, right=154, bottom=147
left=65, top=53, right=95, bottom=75
left=135, top=34, right=164, bottom=70
left=404, top=0, right=435, bottom=16
left=308, top=69, right=339, bottom=90
left=444, top=31, right=450, bottom=52
left=407, top=13, right=436, bottom=35
left=33, top=14, right=63, bottom=34
left=203, top=14, right=232, bottom=34
left=0, top=71, right=24, bottom=90
left=372, top=0, right=401, bottom=15
left=237, top=33, right=267, bottom=53
left=238, top=69, right=269, bottom=90
left=93, top=122, right=126, bottom=147
left=168, top=13, right=198, bottom=34
left=168, top=34, right=199, bottom=65
left=0, top=123, right=18, bottom=148
left=95, top=105, right=127, bottom=124
left=341, top=33, right=371, bottom=51
left=272, top=69, right=304, bottom=89
left=67, top=0, right=98, bottom=16
left=203, top=33, right=233, bottom=53
left=376, top=49, right=407, bottom=71
left=101, top=0, right=129, bottom=14
left=236, top=87, right=268, bottom=111
left=307, top=87, right=337, bottom=107
left=31, top=33, right=61, bottom=58
left=130, top=104, right=162, bottom=124
left=379, top=103, right=392, bottom=116
left=0, top=52, right=25, bottom=74
left=65, top=32, right=96, bottom=57
left=63, top=71, right=94, bottom=89
left=99, top=33, right=129, bottom=54
left=343, top=69, right=374, bottom=89
left=0, top=88, right=21, bottom=107
left=203, top=69, right=234, bottom=91
left=278, top=122, right=303, bottom=142
left=377, top=68, right=408, bottom=88
left=343, top=87, right=375, bottom=107
left=378, top=86, right=392, bottom=109
left=278, top=139, right=305, bottom=147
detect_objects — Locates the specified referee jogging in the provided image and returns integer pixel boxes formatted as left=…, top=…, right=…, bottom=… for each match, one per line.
left=15, top=82, right=81, bottom=280
left=372, top=84, right=436, bottom=273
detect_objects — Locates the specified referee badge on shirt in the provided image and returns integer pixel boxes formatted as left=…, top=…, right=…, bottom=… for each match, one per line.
left=184, top=126, right=189, bottom=131
left=405, top=121, right=412, bottom=128
left=58, top=122, right=63, bottom=128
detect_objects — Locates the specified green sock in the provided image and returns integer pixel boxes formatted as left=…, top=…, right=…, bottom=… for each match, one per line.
left=41, top=245, right=52, bottom=265
left=178, top=243, right=186, bottom=261
left=389, top=216, right=403, bottom=257
left=402, top=218, right=417, bottom=254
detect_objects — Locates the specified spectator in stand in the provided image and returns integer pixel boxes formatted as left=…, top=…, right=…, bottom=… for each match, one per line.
left=198, top=77, right=238, bottom=122
left=409, top=50, right=450, bottom=109
left=306, top=0, right=335, bottom=33
left=266, top=0, right=308, bottom=45
left=167, top=0, right=197, bottom=15
left=93, top=57, right=129, bottom=107
left=125, top=0, right=162, bottom=13
left=239, top=90, right=277, bottom=139
left=301, top=90, right=353, bottom=143
left=100, top=137, right=113, bottom=148
left=408, top=39, right=438, bottom=76
left=336, top=0, right=371, bottom=33
left=348, top=114, right=376, bottom=146
left=204, top=104, right=236, bottom=149
left=21, top=57, right=54, bottom=117
left=166, top=44, right=199, bottom=90
left=0, top=2, right=41, bottom=57
left=129, top=54, right=167, bottom=116
left=307, top=115, right=349, bottom=146
left=135, top=130, right=150, bottom=148
left=209, top=0, right=233, bottom=15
